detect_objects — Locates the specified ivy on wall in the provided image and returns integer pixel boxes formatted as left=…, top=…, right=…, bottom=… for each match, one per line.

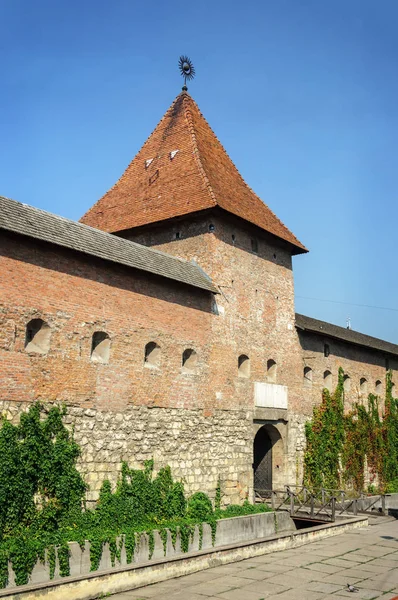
left=0, top=402, right=270, bottom=588
left=304, top=369, right=398, bottom=493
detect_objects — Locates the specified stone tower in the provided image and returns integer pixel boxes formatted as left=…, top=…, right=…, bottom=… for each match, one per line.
left=81, top=91, right=309, bottom=492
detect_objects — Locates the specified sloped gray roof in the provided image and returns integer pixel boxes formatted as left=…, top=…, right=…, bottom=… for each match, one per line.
left=296, top=313, right=398, bottom=357
left=0, top=196, right=218, bottom=294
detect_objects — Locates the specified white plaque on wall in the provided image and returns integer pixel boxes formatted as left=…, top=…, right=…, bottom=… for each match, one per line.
left=254, top=382, right=288, bottom=409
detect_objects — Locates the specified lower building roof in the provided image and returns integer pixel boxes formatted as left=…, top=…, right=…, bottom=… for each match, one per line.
left=296, top=313, right=398, bottom=358
left=0, top=196, right=218, bottom=294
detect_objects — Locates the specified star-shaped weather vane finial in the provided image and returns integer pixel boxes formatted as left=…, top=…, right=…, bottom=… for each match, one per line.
left=179, top=55, right=195, bottom=91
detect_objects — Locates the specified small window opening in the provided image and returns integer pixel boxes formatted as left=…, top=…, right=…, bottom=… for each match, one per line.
left=303, top=366, right=313, bottom=386
left=91, top=332, right=111, bottom=364
left=267, top=359, right=277, bottom=382
left=25, top=318, right=51, bottom=354
left=232, top=234, right=236, bottom=243
left=182, top=348, right=197, bottom=371
left=251, top=238, right=258, bottom=253
left=324, top=370, right=332, bottom=391
left=273, top=253, right=277, bottom=260
left=360, top=377, right=367, bottom=395
left=144, top=342, right=161, bottom=368
left=343, top=374, right=351, bottom=392
left=175, top=231, right=181, bottom=240
left=324, top=344, right=330, bottom=358
left=209, top=223, right=215, bottom=232
left=238, top=355, right=250, bottom=378
left=375, top=380, right=382, bottom=395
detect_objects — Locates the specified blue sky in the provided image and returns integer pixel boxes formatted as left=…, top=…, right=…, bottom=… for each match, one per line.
left=1, top=0, right=397, bottom=342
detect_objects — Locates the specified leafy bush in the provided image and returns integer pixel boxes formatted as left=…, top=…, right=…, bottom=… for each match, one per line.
left=216, top=500, right=271, bottom=519
left=186, top=492, right=213, bottom=521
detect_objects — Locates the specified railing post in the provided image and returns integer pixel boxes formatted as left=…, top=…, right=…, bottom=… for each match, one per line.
left=290, top=490, right=295, bottom=516
left=271, top=491, right=275, bottom=511
left=381, top=495, right=386, bottom=516
left=310, top=494, right=315, bottom=517
left=331, top=496, right=336, bottom=522
left=353, top=499, right=358, bottom=515
left=322, top=488, right=325, bottom=505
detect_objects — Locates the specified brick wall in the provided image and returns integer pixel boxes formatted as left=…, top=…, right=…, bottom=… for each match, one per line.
left=1, top=219, right=397, bottom=499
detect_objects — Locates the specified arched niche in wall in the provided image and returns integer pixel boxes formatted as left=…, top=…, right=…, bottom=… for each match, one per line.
left=323, top=370, right=333, bottom=391
left=238, top=354, right=250, bottom=378
left=360, top=377, right=367, bottom=395
left=303, top=366, right=313, bottom=387
left=182, top=348, right=197, bottom=372
left=25, top=318, right=51, bottom=354
left=144, top=342, right=161, bottom=368
left=267, top=359, right=277, bottom=383
left=91, top=332, right=111, bottom=364
left=343, top=374, right=351, bottom=393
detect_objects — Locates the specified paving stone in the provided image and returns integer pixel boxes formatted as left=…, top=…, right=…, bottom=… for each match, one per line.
left=208, top=575, right=256, bottom=588
left=324, top=557, right=362, bottom=568
left=253, top=562, right=294, bottom=573
left=355, top=563, right=392, bottom=574
left=241, top=580, right=288, bottom=595
left=322, top=573, right=368, bottom=586
left=238, top=568, right=278, bottom=581
left=265, top=591, right=324, bottom=600
left=187, top=581, right=234, bottom=596
left=280, top=567, right=319, bottom=582
left=339, top=568, right=381, bottom=580
left=214, top=589, right=268, bottom=600
left=305, top=562, right=342, bottom=574
left=333, top=588, right=384, bottom=599
left=305, top=580, right=344, bottom=593
left=372, top=558, right=398, bottom=568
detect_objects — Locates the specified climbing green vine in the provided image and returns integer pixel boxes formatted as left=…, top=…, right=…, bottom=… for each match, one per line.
left=0, top=402, right=271, bottom=588
left=304, top=369, right=398, bottom=493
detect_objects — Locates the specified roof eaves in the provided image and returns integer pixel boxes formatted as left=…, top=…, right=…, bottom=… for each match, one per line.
left=296, top=313, right=398, bottom=358
left=0, top=196, right=218, bottom=294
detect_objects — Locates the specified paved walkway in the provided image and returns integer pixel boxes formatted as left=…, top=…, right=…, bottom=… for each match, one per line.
left=111, top=518, right=398, bottom=600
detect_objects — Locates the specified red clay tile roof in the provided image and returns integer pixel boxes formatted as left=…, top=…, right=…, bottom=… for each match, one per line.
left=80, top=92, right=307, bottom=254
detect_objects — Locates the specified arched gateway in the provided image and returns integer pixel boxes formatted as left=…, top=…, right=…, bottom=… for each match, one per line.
left=253, top=426, right=273, bottom=492
left=253, top=424, right=283, bottom=493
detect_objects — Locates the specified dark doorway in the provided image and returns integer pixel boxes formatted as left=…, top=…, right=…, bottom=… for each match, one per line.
left=253, top=427, right=272, bottom=492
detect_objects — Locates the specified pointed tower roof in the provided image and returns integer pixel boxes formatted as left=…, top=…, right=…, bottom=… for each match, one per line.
left=80, top=92, right=307, bottom=254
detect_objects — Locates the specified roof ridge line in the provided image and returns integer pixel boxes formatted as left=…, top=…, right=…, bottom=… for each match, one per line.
left=182, top=95, right=305, bottom=249
left=182, top=94, right=217, bottom=207
left=93, top=94, right=184, bottom=206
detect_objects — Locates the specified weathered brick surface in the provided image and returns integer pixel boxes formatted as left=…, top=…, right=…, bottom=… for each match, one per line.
left=1, top=210, right=397, bottom=500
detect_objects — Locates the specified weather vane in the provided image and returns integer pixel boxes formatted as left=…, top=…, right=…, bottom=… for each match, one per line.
left=178, top=56, right=195, bottom=91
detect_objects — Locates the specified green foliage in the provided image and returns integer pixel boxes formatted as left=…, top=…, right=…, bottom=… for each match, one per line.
left=186, top=492, right=213, bottom=521
left=304, top=367, right=345, bottom=489
left=304, top=370, right=398, bottom=493
left=0, top=403, right=86, bottom=538
left=0, top=405, right=273, bottom=588
left=215, top=500, right=271, bottom=519
left=214, top=478, right=221, bottom=511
